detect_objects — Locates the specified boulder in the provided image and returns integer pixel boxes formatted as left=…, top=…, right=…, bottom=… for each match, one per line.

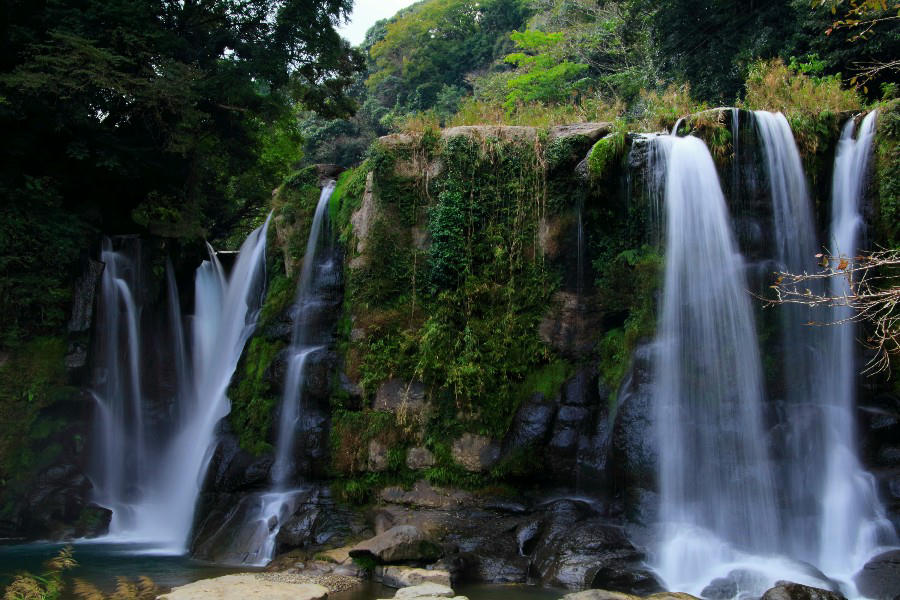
left=441, top=125, right=537, bottom=143
left=375, top=379, right=428, bottom=413
left=369, top=439, right=389, bottom=472
left=349, top=525, right=442, bottom=563
left=350, top=171, right=377, bottom=268
left=855, top=549, right=900, bottom=600
left=530, top=500, right=660, bottom=594
left=503, top=393, right=556, bottom=453
left=760, top=582, right=846, bottom=600
left=380, top=480, right=471, bottom=509
left=549, top=123, right=612, bottom=143
left=451, top=433, right=500, bottom=472
left=158, top=575, right=328, bottom=600
left=379, top=566, right=452, bottom=588
left=407, top=447, right=436, bottom=470
left=561, top=591, right=640, bottom=600
left=392, top=583, right=458, bottom=598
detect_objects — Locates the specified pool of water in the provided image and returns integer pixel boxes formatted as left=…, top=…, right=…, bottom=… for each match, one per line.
left=0, top=542, right=242, bottom=597
left=333, top=581, right=564, bottom=599
left=0, top=543, right=563, bottom=599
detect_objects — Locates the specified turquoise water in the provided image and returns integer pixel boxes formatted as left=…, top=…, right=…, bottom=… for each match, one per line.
left=0, top=543, right=562, bottom=599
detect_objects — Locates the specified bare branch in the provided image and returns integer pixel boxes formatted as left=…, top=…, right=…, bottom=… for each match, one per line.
left=758, top=248, right=900, bottom=376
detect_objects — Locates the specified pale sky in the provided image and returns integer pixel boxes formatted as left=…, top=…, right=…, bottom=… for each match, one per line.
left=337, top=0, right=419, bottom=46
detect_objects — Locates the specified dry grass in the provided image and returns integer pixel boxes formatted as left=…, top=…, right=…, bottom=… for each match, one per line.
left=743, top=58, right=861, bottom=116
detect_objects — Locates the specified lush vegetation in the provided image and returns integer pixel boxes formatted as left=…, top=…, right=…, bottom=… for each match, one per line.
left=0, top=0, right=363, bottom=350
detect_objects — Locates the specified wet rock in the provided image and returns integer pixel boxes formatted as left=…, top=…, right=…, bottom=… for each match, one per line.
left=502, top=394, right=555, bottom=453
left=378, top=566, right=451, bottom=588
left=854, top=549, right=900, bottom=600
left=350, top=525, right=442, bottom=563
left=530, top=500, right=660, bottom=593
left=610, top=345, right=658, bottom=521
left=539, top=291, right=602, bottom=358
left=645, top=594, right=702, bottom=600
left=760, top=581, right=846, bottom=600
left=369, top=439, right=389, bottom=472
left=700, top=575, right=738, bottom=599
left=452, top=434, right=500, bottom=472
left=407, top=447, right=436, bottom=470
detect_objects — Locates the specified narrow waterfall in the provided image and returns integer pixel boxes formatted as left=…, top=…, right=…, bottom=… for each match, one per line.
left=232, top=182, right=338, bottom=566
left=819, top=111, right=897, bottom=577
left=652, top=135, right=781, bottom=594
left=271, top=181, right=337, bottom=486
left=91, top=237, right=147, bottom=532
left=754, top=110, right=824, bottom=560
left=97, top=218, right=271, bottom=552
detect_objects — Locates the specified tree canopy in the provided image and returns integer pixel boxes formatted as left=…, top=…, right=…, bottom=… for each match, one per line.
left=0, top=0, right=363, bottom=346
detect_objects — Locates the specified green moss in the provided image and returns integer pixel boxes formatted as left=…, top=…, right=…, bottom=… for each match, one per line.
left=330, top=165, right=369, bottom=243
left=0, top=337, right=70, bottom=486
left=587, top=131, right=625, bottom=180
left=545, top=133, right=590, bottom=173
left=595, top=246, right=662, bottom=398
left=875, top=99, right=900, bottom=247
left=229, top=337, right=286, bottom=455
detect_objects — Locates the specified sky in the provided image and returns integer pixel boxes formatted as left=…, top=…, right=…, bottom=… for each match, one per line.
left=337, top=0, right=419, bottom=46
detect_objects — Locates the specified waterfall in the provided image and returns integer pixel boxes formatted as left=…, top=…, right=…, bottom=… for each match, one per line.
left=652, top=134, right=781, bottom=594
left=94, top=218, right=271, bottom=552
left=91, top=237, right=147, bottom=532
left=754, top=110, right=825, bottom=560
left=230, top=182, right=338, bottom=566
left=272, top=180, right=336, bottom=486
left=818, top=111, right=897, bottom=577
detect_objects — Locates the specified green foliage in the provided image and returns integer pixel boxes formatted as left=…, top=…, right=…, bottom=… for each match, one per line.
left=330, top=167, right=369, bottom=242
left=594, top=246, right=662, bottom=396
left=0, top=1, right=363, bottom=346
left=875, top=99, right=900, bottom=247
left=367, top=0, right=532, bottom=111
left=503, top=30, right=589, bottom=109
left=229, top=337, right=286, bottom=456
left=587, top=131, right=626, bottom=180
left=0, top=338, right=70, bottom=489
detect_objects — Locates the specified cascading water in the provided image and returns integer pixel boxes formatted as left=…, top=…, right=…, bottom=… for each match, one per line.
left=91, top=238, right=147, bottom=533
left=95, top=218, right=271, bottom=552
left=754, top=110, right=825, bottom=559
left=652, top=134, right=783, bottom=595
left=229, top=182, right=338, bottom=566
left=818, top=111, right=897, bottom=578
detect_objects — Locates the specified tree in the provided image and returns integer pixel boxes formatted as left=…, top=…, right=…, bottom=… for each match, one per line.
left=0, top=0, right=363, bottom=345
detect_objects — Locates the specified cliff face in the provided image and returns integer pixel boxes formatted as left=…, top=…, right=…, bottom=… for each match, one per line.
left=2, top=103, right=898, bottom=583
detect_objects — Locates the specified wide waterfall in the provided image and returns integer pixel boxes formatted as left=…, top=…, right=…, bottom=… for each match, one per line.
left=818, top=111, right=896, bottom=577
left=651, top=113, right=896, bottom=598
left=225, top=182, right=338, bottom=566
left=652, top=134, right=781, bottom=594
left=92, top=218, right=271, bottom=552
